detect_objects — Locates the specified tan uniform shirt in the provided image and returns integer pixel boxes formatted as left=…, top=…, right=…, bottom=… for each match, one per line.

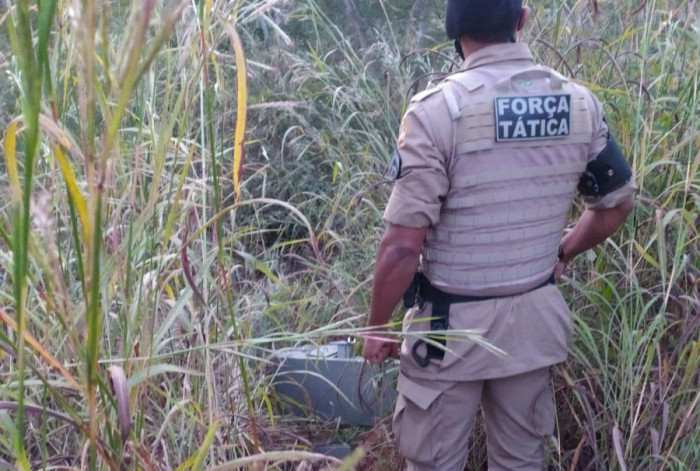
left=382, top=43, right=635, bottom=405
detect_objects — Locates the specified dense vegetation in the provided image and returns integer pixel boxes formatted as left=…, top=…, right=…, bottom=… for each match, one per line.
left=0, top=0, right=698, bottom=469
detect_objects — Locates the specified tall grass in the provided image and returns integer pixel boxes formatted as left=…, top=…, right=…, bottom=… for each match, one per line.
left=530, top=2, right=700, bottom=469
left=0, top=0, right=697, bottom=469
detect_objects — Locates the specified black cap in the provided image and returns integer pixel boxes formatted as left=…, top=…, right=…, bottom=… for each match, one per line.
left=446, top=0, right=523, bottom=43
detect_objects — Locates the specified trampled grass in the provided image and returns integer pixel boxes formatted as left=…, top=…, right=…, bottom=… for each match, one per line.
left=0, top=0, right=698, bottom=469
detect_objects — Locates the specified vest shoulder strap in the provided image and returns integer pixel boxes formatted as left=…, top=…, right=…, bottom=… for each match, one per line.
left=439, top=73, right=486, bottom=121
left=409, top=86, right=442, bottom=104
left=445, top=73, right=485, bottom=93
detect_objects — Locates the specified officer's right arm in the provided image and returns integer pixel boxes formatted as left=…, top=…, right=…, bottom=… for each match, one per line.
left=367, top=224, right=428, bottom=329
left=558, top=93, right=635, bottom=266
left=368, top=100, right=450, bottom=328
left=383, top=99, right=451, bottom=228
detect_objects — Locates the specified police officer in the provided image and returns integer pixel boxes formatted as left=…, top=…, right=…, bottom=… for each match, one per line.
left=362, top=1, right=635, bottom=469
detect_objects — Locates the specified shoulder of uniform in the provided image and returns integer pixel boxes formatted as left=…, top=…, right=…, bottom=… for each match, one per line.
left=409, top=84, right=444, bottom=104
left=547, top=67, right=570, bottom=84
left=408, top=67, right=486, bottom=104
left=568, top=81, right=605, bottom=116
left=574, top=83, right=602, bottom=104
left=408, top=73, right=484, bottom=123
left=443, top=71, right=485, bottom=94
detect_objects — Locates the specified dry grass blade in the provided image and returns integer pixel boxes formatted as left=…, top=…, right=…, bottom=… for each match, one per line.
left=612, top=424, right=628, bottom=471
left=53, top=145, right=89, bottom=238
left=224, top=23, right=248, bottom=203
left=247, top=101, right=309, bottom=110
left=190, top=420, right=219, bottom=471
left=334, top=447, right=366, bottom=471
left=0, top=308, right=82, bottom=393
left=107, top=366, right=131, bottom=443
left=2, top=121, right=21, bottom=201
left=569, top=434, right=586, bottom=471
left=0, top=401, right=81, bottom=432
left=37, top=114, right=81, bottom=154
left=181, top=214, right=206, bottom=305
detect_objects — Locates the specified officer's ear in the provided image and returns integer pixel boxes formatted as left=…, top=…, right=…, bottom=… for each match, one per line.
left=517, top=6, right=530, bottom=32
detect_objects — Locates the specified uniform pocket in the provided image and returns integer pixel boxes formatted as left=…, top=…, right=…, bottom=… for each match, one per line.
left=540, top=285, right=574, bottom=345
left=392, top=392, right=442, bottom=467
left=392, top=394, right=407, bottom=445
left=438, top=301, right=496, bottom=372
left=532, top=383, right=555, bottom=437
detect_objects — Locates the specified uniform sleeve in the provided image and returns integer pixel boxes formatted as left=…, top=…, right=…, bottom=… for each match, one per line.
left=383, top=103, right=450, bottom=228
left=586, top=91, right=609, bottom=161
left=581, top=91, right=636, bottom=210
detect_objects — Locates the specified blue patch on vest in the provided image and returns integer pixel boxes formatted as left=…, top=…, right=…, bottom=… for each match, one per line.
left=494, top=95, right=571, bottom=141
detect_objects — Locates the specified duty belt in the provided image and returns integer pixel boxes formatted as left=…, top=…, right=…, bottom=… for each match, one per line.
left=406, top=272, right=555, bottom=368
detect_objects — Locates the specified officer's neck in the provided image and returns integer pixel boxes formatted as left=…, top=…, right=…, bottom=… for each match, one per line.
left=459, top=38, right=511, bottom=60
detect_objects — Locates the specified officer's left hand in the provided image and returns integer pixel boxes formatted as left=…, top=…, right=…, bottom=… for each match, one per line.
left=362, top=335, right=399, bottom=364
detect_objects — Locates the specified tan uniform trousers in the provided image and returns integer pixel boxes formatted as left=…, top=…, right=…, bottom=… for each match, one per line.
left=393, top=367, right=554, bottom=471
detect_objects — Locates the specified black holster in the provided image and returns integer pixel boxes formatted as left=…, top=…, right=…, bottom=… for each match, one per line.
left=403, top=273, right=424, bottom=309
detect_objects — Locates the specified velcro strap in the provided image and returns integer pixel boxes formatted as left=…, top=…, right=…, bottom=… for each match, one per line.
left=444, top=182, right=576, bottom=209
left=427, top=219, right=565, bottom=245
left=454, top=163, right=585, bottom=189
left=440, top=200, right=572, bottom=228
left=425, top=257, right=556, bottom=284
left=442, top=86, right=462, bottom=121
left=423, top=232, right=561, bottom=266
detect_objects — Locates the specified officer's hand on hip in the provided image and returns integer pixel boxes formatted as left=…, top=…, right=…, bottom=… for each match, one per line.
left=362, top=335, right=399, bottom=364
